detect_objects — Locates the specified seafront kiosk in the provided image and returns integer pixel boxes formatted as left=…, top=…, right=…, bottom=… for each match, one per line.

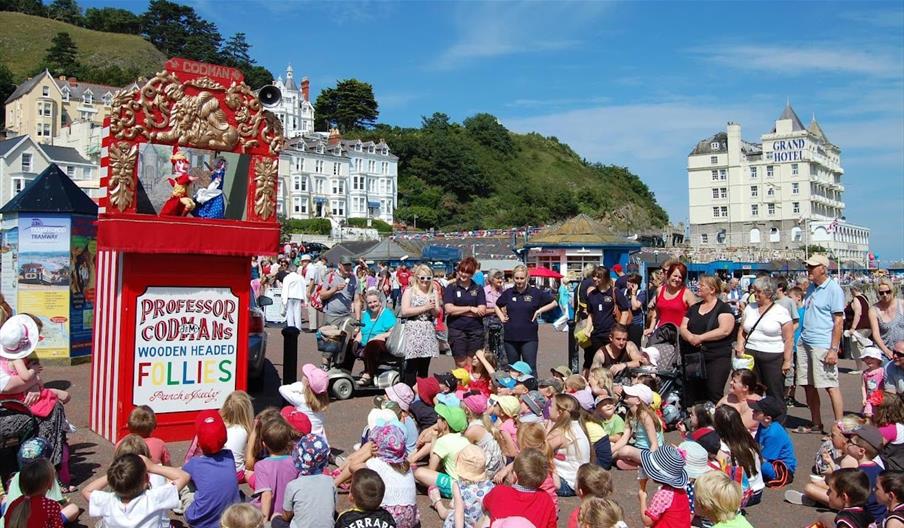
left=89, top=58, right=284, bottom=442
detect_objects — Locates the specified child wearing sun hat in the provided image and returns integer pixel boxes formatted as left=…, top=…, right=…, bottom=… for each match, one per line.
left=273, top=433, right=335, bottom=528
left=640, top=444, right=691, bottom=528
left=428, top=444, right=494, bottom=528
left=278, top=363, right=330, bottom=442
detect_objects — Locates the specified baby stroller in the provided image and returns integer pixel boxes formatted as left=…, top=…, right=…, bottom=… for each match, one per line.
left=318, top=318, right=402, bottom=400
left=642, top=323, right=686, bottom=429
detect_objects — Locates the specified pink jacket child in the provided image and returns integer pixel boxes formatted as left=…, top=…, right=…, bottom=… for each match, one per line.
left=0, top=315, right=70, bottom=417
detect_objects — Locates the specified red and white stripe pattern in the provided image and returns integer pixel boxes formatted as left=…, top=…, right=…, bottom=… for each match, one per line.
left=98, top=117, right=111, bottom=214
left=89, top=249, right=123, bottom=443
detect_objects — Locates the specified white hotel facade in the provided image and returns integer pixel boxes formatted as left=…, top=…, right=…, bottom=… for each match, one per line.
left=268, top=66, right=398, bottom=224
left=688, top=104, right=870, bottom=264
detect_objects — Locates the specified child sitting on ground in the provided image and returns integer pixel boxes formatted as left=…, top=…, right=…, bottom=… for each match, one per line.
left=278, top=364, right=330, bottom=441
left=83, top=453, right=191, bottom=528
left=813, top=415, right=862, bottom=477
left=122, top=405, right=171, bottom=465
left=428, top=444, right=494, bottom=528
left=3, top=458, right=72, bottom=528
left=183, top=410, right=241, bottom=528
left=242, top=407, right=282, bottom=483
left=220, top=504, right=265, bottom=528
left=567, top=463, right=613, bottom=528
left=251, top=418, right=300, bottom=519
left=335, top=468, right=397, bottom=528
left=750, top=396, right=797, bottom=486
left=483, top=448, right=557, bottom=528
left=274, top=433, right=334, bottom=528
left=410, top=403, right=470, bottom=499
left=694, top=470, right=754, bottom=528
left=640, top=444, right=691, bottom=528
left=817, top=468, right=873, bottom=528
left=577, top=497, right=627, bottom=528
left=1, top=438, right=79, bottom=524
left=519, top=390, right=546, bottom=424
left=593, top=394, right=624, bottom=445
left=220, top=391, right=255, bottom=479
left=877, top=471, right=904, bottom=528
left=588, top=367, right=614, bottom=398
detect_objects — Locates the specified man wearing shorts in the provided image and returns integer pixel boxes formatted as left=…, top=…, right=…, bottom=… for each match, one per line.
left=795, top=254, right=844, bottom=434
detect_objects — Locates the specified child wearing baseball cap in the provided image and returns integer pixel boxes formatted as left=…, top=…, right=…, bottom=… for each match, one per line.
left=750, top=396, right=797, bottom=487
left=278, top=363, right=330, bottom=442
left=182, top=410, right=241, bottom=528
left=411, top=403, right=470, bottom=499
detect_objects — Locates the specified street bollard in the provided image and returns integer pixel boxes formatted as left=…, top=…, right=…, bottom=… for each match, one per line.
left=281, top=326, right=301, bottom=384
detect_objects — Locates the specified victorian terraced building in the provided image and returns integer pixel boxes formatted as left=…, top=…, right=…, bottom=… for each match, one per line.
left=688, top=104, right=870, bottom=265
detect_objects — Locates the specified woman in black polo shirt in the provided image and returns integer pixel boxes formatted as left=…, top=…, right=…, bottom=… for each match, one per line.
left=443, top=257, right=487, bottom=369
left=579, top=266, right=617, bottom=376
left=495, top=264, right=557, bottom=375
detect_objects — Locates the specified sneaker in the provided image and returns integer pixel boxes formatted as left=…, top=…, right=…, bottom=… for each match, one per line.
left=784, top=490, right=816, bottom=506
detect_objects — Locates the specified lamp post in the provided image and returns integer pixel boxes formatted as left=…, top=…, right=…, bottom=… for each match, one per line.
left=413, top=214, right=418, bottom=230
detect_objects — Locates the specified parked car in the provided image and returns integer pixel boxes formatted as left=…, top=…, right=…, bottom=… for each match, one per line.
left=248, top=295, right=269, bottom=389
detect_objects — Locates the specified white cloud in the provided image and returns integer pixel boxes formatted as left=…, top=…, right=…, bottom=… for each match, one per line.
left=429, top=1, right=611, bottom=70
left=687, top=44, right=903, bottom=78
left=505, top=96, right=611, bottom=108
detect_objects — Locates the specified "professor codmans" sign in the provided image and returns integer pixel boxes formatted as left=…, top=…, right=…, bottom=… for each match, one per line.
left=133, top=286, right=239, bottom=413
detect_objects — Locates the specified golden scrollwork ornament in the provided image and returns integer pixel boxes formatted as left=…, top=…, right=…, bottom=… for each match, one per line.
left=107, top=141, right=138, bottom=211
left=253, top=158, right=278, bottom=220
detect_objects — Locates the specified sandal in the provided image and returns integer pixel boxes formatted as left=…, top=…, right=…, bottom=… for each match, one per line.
left=793, top=425, right=826, bottom=435
left=356, top=374, right=373, bottom=386
left=427, top=485, right=442, bottom=508
left=59, top=484, right=77, bottom=494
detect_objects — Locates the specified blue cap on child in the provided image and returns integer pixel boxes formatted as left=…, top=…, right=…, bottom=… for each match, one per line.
left=17, top=437, right=50, bottom=468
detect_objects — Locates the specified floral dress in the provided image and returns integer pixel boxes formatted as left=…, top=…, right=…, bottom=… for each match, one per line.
left=403, top=291, right=439, bottom=360
left=444, top=480, right=494, bottom=528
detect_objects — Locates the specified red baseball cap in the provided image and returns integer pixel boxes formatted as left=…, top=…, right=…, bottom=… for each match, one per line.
left=196, top=410, right=227, bottom=454
left=416, top=377, right=440, bottom=406
left=612, top=264, right=623, bottom=273
left=281, top=406, right=312, bottom=435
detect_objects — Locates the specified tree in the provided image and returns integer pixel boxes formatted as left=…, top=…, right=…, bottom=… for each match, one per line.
left=43, top=32, right=80, bottom=78
left=314, top=79, right=379, bottom=131
left=0, top=0, right=46, bottom=16
left=182, top=18, right=222, bottom=63
left=0, top=63, right=16, bottom=128
left=464, top=112, right=514, bottom=155
left=83, top=7, right=141, bottom=34
left=141, top=0, right=222, bottom=62
left=242, top=65, right=273, bottom=90
left=221, top=32, right=252, bottom=67
left=421, top=112, right=453, bottom=133
left=47, top=0, right=82, bottom=25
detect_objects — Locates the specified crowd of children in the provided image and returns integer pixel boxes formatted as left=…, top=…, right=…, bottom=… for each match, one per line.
left=2, top=340, right=904, bottom=528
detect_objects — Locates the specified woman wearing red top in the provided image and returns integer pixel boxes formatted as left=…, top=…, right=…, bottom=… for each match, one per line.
left=646, top=262, right=696, bottom=334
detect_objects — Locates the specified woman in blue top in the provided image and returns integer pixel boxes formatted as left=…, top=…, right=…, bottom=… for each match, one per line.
left=356, top=289, right=397, bottom=385
left=494, top=264, right=558, bottom=376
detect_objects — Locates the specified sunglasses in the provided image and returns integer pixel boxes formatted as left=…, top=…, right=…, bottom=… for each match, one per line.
left=418, top=276, right=432, bottom=281
left=894, top=351, right=904, bottom=359
left=878, top=290, right=893, bottom=296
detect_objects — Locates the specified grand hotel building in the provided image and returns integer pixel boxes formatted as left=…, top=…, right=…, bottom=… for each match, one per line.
left=688, top=104, right=870, bottom=265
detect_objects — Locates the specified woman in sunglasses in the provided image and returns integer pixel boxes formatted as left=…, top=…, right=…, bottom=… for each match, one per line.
left=399, top=264, right=441, bottom=385
left=868, top=278, right=904, bottom=360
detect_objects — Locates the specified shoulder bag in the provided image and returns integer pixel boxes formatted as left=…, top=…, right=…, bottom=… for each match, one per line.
left=683, top=300, right=723, bottom=380
left=386, top=314, right=408, bottom=358
left=741, top=303, right=775, bottom=352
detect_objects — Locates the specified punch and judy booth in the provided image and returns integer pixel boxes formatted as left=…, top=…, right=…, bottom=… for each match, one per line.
left=90, top=58, right=284, bottom=442
left=0, top=164, right=98, bottom=363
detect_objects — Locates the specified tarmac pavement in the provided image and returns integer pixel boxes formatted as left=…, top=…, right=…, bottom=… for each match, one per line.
left=48, top=324, right=866, bottom=527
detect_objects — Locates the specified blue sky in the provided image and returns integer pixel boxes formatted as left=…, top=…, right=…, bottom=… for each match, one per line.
left=88, top=1, right=904, bottom=261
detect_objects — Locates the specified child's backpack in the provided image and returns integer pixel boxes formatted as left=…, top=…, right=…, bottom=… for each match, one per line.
left=723, top=463, right=754, bottom=507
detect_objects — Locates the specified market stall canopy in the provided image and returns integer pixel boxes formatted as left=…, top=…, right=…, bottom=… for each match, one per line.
left=320, top=240, right=379, bottom=266
left=0, top=163, right=97, bottom=215
left=359, top=238, right=422, bottom=261
left=529, top=265, right=563, bottom=279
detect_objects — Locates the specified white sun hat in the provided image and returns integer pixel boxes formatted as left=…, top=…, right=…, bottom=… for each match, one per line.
left=0, top=314, right=40, bottom=360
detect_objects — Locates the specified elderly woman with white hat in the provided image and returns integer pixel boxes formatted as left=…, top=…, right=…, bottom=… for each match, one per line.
left=0, top=314, right=73, bottom=487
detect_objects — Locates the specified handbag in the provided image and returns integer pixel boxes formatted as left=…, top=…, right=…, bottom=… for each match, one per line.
left=683, top=300, right=723, bottom=380
left=574, top=321, right=592, bottom=348
left=386, top=319, right=407, bottom=358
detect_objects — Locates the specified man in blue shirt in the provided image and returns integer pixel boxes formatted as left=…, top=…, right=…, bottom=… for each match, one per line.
left=796, top=254, right=845, bottom=434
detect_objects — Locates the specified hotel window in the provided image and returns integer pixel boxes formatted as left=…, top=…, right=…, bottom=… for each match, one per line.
left=12, top=178, right=25, bottom=195
left=42, top=86, right=49, bottom=96
left=767, top=165, right=774, bottom=178
left=331, top=200, right=345, bottom=216
left=768, top=203, right=775, bottom=215
left=66, top=166, right=75, bottom=177
left=277, top=201, right=283, bottom=214
left=299, top=200, right=308, bottom=214
left=354, top=158, right=362, bottom=172
left=750, top=166, right=757, bottom=178
left=61, top=88, right=69, bottom=102
left=767, top=186, right=775, bottom=197
left=720, top=206, right=728, bottom=217
left=701, top=233, right=709, bottom=244
left=719, top=169, right=727, bottom=180
left=21, top=153, right=32, bottom=172
left=381, top=162, right=388, bottom=174
left=333, top=162, right=340, bottom=176
left=710, top=156, right=718, bottom=164
left=712, top=188, right=719, bottom=199
left=751, top=204, right=759, bottom=216
left=750, top=185, right=758, bottom=198
left=791, top=226, right=802, bottom=242
left=314, top=178, right=324, bottom=194
left=712, top=207, right=720, bottom=218
left=791, top=163, right=799, bottom=175
left=368, top=160, right=376, bottom=172
left=770, top=228, right=780, bottom=242
left=293, top=199, right=301, bottom=213
left=294, top=158, right=301, bottom=171
left=332, top=180, right=345, bottom=195
left=792, top=182, right=799, bottom=194
left=711, top=170, right=718, bottom=181
left=293, top=176, right=300, bottom=191
left=300, top=177, right=307, bottom=191
left=719, top=187, right=727, bottom=199
left=750, top=228, right=761, bottom=243
left=103, top=94, right=112, bottom=106
left=793, top=202, right=800, bottom=214
left=315, top=160, right=324, bottom=173
left=83, top=93, right=93, bottom=105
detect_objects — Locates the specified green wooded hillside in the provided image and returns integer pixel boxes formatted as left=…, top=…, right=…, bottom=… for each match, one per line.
left=0, top=11, right=165, bottom=81
left=348, top=113, right=669, bottom=231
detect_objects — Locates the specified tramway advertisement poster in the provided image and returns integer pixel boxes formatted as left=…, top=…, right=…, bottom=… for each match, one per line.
left=133, top=286, right=239, bottom=413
